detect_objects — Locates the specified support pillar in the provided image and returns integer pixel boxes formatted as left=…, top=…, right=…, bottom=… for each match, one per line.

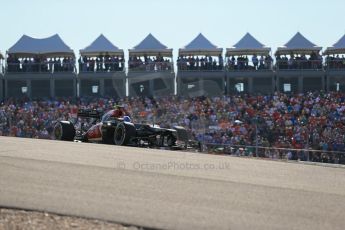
left=0, top=76, right=3, bottom=101
left=321, top=74, right=325, bottom=92
left=298, top=76, right=303, bottom=93
left=326, top=74, right=330, bottom=92
left=50, top=78, right=55, bottom=98
left=276, top=76, right=280, bottom=93
left=149, top=79, right=154, bottom=96
left=27, top=80, right=31, bottom=99
left=178, top=77, right=182, bottom=96
left=4, top=79, right=8, bottom=98
left=73, top=78, right=77, bottom=98
left=272, top=76, right=276, bottom=93
left=199, top=78, right=203, bottom=95
left=248, top=77, right=253, bottom=93
left=100, top=79, right=105, bottom=96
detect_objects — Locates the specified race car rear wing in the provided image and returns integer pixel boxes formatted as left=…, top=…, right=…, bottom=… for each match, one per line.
left=77, top=109, right=102, bottom=119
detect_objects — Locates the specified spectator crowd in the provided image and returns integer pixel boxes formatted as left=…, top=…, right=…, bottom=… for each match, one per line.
left=177, top=55, right=224, bottom=71
left=226, top=54, right=273, bottom=70
left=325, top=54, right=345, bottom=69
left=6, top=55, right=75, bottom=73
left=276, top=52, right=323, bottom=70
left=1, top=91, right=345, bottom=164
left=4, top=53, right=345, bottom=74
left=176, top=54, right=275, bottom=71
left=129, top=54, right=172, bottom=71
left=78, top=54, right=125, bottom=72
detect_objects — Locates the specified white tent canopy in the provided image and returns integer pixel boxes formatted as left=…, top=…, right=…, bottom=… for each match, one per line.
left=8, top=34, right=74, bottom=57
left=80, top=34, right=124, bottom=57
left=324, top=34, right=345, bottom=55
left=179, top=33, right=222, bottom=56
left=276, top=32, right=321, bottom=55
left=226, top=33, right=271, bottom=56
left=128, top=33, right=172, bottom=57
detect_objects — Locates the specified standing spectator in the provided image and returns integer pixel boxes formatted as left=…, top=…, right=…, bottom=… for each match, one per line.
left=252, top=54, right=258, bottom=70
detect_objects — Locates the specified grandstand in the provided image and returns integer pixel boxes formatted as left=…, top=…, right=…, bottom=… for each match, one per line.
left=127, top=33, right=175, bottom=97
left=177, top=33, right=224, bottom=97
left=0, top=32, right=345, bottom=99
left=324, top=34, right=345, bottom=91
left=226, top=32, right=274, bottom=94
left=78, top=34, right=126, bottom=98
left=4, top=34, right=76, bottom=99
left=275, top=32, right=324, bottom=93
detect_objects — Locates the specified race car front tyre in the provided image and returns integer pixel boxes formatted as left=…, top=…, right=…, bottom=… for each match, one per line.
left=114, top=122, right=136, bottom=146
left=54, top=121, right=76, bottom=141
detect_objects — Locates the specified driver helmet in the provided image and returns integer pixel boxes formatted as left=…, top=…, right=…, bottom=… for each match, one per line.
left=123, top=116, right=131, bottom=123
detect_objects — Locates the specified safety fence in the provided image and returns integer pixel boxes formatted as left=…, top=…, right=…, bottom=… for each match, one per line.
left=187, top=119, right=345, bottom=165
left=198, top=142, right=345, bottom=164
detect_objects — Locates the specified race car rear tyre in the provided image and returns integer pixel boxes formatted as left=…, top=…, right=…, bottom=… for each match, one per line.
left=166, top=134, right=177, bottom=147
left=173, top=126, right=189, bottom=149
left=114, top=122, right=136, bottom=146
left=54, top=121, right=76, bottom=141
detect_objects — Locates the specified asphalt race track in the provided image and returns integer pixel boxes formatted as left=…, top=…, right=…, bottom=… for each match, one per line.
left=1, top=136, right=345, bottom=230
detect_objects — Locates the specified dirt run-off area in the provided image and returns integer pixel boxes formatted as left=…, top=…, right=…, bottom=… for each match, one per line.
left=0, top=208, right=139, bottom=230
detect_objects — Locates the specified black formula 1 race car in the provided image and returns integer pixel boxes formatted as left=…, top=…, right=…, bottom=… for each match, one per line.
left=53, top=108, right=189, bottom=150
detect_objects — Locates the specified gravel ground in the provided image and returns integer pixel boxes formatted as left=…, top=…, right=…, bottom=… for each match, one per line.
left=0, top=208, right=139, bottom=230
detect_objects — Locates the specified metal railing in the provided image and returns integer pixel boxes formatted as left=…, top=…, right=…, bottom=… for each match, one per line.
left=325, top=60, right=345, bottom=70
left=275, top=59, right=323, bottom=70
left=6, top=62, right=75, bottom=73
left=78, top=61, right=125, bottom=73
left=225, top=60, right=273, bottom=71
left=176, top=61, right=224, bottom=71
left=128, top=61, right=173, bottom=72
left=4, top=59, right=345, bottom=73
left=201, top=142, right=345, bottom=164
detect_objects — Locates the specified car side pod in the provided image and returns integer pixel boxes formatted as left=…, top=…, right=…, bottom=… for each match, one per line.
left=53, top=121, right=76, bottom=141
left=113, top=122, right=136, bottom=146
